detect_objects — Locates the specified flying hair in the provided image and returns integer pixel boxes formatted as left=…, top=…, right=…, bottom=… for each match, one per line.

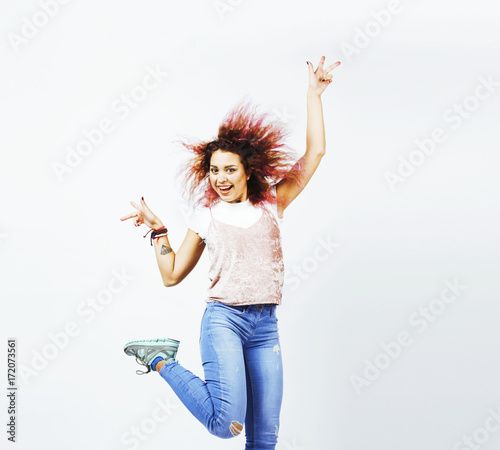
left=175, top=98, right=304, bottom=208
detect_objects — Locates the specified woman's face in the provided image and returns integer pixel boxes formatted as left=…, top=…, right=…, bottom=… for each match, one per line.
left=209, top=150, right=249, bottom=203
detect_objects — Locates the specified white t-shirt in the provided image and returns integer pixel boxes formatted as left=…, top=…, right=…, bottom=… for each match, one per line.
left=187, top=184, right=283, bottom=242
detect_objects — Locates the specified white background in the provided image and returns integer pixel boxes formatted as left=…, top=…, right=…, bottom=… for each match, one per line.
left=1, top=0, right=499, bottom=449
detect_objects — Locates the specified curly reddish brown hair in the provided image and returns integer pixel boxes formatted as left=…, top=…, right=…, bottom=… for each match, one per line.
left=176, top=98, right=304, bottom=208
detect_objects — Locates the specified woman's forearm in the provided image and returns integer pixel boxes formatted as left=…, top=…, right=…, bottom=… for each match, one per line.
left=306, top=87, right=326, bottom=155
left=150, top=220, right=177, bottom=286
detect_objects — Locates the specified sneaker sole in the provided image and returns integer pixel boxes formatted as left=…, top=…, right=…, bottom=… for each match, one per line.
left=123, top=338, right=180, bottom=356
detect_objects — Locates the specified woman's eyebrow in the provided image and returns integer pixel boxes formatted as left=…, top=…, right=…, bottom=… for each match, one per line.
left=210, top=164, right=237, bottom=168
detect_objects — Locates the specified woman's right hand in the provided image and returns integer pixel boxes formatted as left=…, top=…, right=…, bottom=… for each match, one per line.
left=120, top=197, right=163, bottom=229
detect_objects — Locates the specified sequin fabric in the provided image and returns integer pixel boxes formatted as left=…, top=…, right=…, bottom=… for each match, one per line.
left=205, top=205, right=284, bottom=306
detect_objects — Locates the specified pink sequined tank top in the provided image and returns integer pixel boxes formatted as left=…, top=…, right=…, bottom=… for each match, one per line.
left=205, top=204, right=284, bottom=306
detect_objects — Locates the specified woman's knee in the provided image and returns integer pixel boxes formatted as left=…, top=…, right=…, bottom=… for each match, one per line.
left=208, top=418, right=244, bottom=439
left=229, top=420, right=243, bottom=437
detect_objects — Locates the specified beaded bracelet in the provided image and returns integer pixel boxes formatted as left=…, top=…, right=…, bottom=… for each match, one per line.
left=143, top=225, right=169, bottom=246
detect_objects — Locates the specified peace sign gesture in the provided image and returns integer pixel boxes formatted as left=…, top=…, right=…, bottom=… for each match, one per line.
left=120, top=197, right=163, bottom=230
left=306, top=56, right=341, bottom=96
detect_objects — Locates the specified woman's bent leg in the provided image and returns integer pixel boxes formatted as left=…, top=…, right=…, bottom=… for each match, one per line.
left=157, top=303, right=247, bottom=439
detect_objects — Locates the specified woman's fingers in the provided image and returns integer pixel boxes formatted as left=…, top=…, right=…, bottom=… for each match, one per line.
left=140, top=197, right=153, bottom=213
left=121, top=199, right=144, bottom=221
left=130, top=200, right=142, bottom=210
left=120, top=212, right=138, bottom=221
left=121, top=200, right=143, bottom=220
left=309, top=57, right=340, bottom=74
left=326, top=61, right=341, bottom=73
left=120, top=198, right=151, bottom=225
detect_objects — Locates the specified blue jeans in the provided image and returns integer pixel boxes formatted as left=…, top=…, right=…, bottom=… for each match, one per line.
left=158, top=301, right=283, bottom=449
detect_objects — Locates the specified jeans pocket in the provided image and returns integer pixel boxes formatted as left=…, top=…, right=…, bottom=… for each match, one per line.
left=271, top=306, right=278, bottom=323
left=200, top=305, right=210, bottom=342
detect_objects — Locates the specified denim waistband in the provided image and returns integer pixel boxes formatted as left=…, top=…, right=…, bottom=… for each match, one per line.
left=208, top=301, right=276, bottom=313
left=231, top=303, right=276, bottom=312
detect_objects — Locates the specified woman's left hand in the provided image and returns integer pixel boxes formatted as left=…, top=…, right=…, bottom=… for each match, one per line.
left=307, top=56, right=341, bottom=96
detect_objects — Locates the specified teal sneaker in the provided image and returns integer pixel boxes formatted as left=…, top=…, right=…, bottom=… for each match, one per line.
left=124, top=338, right=180, bottom=375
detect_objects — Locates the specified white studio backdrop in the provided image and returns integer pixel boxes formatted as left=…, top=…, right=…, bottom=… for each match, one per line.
left=1, top=0, right=499, bottom=449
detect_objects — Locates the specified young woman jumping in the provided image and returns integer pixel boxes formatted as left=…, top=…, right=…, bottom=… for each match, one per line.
left=120, top=55, right=340, bottom=449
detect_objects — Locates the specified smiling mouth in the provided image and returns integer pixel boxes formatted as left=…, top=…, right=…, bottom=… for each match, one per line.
left=218, top=185, right=233, bottom=194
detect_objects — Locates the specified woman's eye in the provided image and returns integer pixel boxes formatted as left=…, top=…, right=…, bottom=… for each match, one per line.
left=227, top=169, right=235, bottom=173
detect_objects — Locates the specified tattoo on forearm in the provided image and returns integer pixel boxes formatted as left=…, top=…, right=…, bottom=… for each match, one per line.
left=161, top=245, right=173, bottom=256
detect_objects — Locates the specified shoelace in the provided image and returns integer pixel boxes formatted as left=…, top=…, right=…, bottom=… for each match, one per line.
left=135, top=356, right=152, bottom=375
left=134, top=347, right=177, bottom=375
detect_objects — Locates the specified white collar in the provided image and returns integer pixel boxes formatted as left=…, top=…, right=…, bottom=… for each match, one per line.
left=215, top=198, right=252, bottom=211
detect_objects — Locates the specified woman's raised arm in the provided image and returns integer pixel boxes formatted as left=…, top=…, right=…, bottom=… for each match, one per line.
left=276, top=56, right=341, bottom=217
